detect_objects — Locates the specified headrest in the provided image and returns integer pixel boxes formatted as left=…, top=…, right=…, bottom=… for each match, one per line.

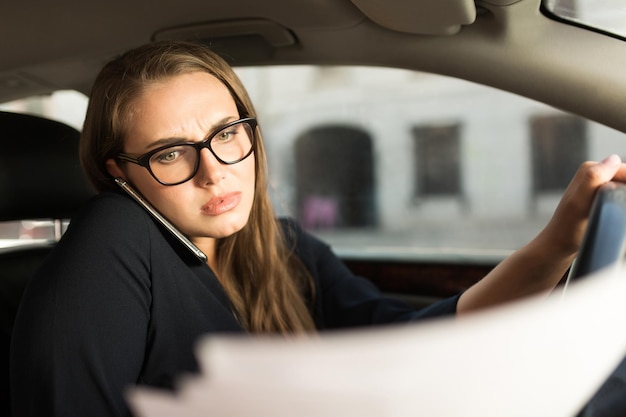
left=0, top=111, right=95, bottom=221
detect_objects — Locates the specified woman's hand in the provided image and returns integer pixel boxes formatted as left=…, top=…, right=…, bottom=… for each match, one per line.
left=537, top=155, right=626, bottom=259
left=458, top=155, right=626, bottom=313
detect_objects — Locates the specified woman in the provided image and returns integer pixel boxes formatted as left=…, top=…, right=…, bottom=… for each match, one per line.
left=10, top=41, right=626, bottom=417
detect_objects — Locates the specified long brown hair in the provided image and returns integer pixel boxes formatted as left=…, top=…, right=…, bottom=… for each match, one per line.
left=80, top=41, right=316, bottom=333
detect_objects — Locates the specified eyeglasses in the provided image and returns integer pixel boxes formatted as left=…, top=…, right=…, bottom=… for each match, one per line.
left=117, top=118, right=257, bottom=186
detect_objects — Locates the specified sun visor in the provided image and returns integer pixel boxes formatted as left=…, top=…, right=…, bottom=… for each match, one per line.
left=153, top=19, right=296, bottom=65
left=350, top=0, right=476, bottom=35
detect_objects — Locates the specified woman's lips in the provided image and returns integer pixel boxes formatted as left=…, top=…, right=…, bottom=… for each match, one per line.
left=201, top=192, right=242, bottom=216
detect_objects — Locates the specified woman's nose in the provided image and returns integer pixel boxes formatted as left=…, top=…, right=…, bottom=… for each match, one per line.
left=195, top=147, right=225, bottom=185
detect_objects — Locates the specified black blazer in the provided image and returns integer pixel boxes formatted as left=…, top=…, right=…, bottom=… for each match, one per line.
left=11, top=191, right=459, bottom=417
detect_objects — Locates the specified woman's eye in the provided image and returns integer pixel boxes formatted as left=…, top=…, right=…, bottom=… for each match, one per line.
left=155, top=147, right=185, bottom=163
left=216, top=129, right=236, bottom=142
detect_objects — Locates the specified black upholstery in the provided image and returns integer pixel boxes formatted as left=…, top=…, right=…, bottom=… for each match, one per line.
left=0, top=111, right=95, bottom=416
left=0, top=111, right=95, bottom=220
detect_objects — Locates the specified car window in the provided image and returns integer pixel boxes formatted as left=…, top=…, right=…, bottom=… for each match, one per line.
left=0, top=90, right=88, bottom=131
left=235, top=65, right=626, bottom=261
left=543, top=0, right=626, bottom=40
left=0, top=90, right=88, bottom=246
left=3, top=68, right=626, bottom=262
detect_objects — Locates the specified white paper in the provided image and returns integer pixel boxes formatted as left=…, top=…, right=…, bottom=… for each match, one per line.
left=128, top=265, right=626, bottom=417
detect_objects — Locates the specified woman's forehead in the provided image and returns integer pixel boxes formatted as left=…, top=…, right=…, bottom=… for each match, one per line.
left=122, top=72, right=239, bottom=151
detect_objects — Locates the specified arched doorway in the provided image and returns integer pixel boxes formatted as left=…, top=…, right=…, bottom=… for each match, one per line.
left=295, top=126, right=377, bottom=230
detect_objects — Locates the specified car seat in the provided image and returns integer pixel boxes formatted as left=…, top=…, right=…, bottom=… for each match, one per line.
left=0, top=111, right=94, bottom=417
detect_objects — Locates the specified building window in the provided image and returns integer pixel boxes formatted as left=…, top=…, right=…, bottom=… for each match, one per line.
left=412, top=124, right=461, bottom=198
left=531, top=114, right=587, bottom=193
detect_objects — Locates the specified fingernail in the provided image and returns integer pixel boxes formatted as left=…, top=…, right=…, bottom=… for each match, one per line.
left=601, top=154, right=621, bottom=166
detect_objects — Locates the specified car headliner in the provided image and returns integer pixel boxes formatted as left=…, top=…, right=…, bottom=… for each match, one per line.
left=1, top=0, right=625, bottom=133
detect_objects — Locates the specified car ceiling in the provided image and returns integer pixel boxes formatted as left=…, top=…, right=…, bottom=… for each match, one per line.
left=2, top=0, right=626, bottom=133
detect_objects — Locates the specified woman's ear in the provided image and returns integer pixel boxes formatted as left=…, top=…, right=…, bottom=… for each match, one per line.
left=106, top=158, right=126, bottom=180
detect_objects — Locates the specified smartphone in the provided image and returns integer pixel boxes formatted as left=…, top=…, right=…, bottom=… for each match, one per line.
left=114, top=177, right=208, bottom=263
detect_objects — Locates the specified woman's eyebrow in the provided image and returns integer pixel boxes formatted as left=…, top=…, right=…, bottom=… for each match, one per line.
left=145, top=136, right=188, bottom=150
left=143, top=116, right=239, bottom=151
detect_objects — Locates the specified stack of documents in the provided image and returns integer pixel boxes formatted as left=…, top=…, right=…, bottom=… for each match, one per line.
left=128, top=266, right=626, bottom=417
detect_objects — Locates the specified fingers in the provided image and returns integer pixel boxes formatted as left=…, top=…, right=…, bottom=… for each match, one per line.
left=603, top=154, right=626, bottom=183
left=567, top=154, right=626, bottom=227
left=590, top=154, right=626, bottom=183
left=570, top=155, right=625, bottom=196
left=560, top=154, right=625, bottom=223
left=541, top=155, right=626, bottom=257
left=593, top=154, right=622, bottom=181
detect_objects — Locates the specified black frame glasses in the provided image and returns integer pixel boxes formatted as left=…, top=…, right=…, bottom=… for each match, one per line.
left=116, top=117, right=257, bottom=186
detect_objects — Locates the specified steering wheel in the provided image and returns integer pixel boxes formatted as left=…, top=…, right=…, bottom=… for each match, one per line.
left=568, top=182, right=626, bottom=417
left=566, top=181, right=626, bottom=283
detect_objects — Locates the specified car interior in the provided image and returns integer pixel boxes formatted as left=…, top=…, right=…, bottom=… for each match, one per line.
left=2, top=0, right=626, bottom=415
left=0, top=111, right=95, bottom=414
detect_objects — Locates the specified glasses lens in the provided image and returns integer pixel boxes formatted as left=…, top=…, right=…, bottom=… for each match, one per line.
left=210, top=121, right=254, bottom=163
left=146, top=120, right=255, bottom=185
left=148, top=144, right=198, bottom=185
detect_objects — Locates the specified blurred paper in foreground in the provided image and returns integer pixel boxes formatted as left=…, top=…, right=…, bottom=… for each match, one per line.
left=128, top=266, right=626, bottom=417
